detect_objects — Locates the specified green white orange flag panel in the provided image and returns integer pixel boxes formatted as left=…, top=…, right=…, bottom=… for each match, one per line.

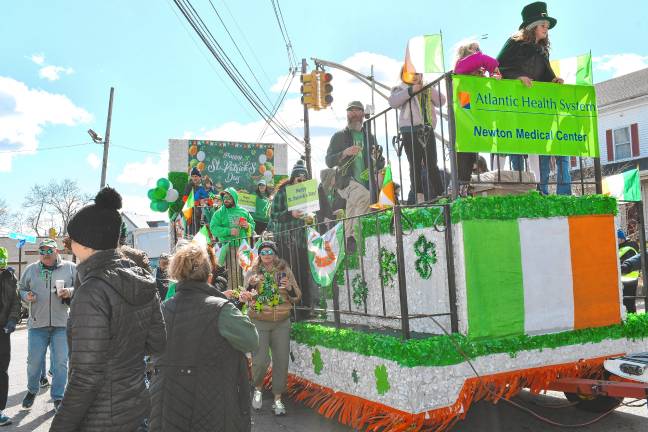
left=602, top=169, right=641, bottom=202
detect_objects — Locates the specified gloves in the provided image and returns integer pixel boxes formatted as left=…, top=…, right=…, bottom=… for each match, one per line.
left=620, top=262, right=630, bottom=275
left=3, top=319, right=16, bottom=334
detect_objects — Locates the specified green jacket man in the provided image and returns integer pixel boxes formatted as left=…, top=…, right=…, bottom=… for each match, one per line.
left=209, top=187, right=256, bottom=245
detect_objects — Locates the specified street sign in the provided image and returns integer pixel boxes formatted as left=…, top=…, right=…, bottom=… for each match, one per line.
left=8, top=232, right=37, bottom=243
left=16, top=239, right=26, bottom=249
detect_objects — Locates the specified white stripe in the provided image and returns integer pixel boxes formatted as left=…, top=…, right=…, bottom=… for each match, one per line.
left=406, top=36, right=425, bottom=72
left=557, top=57, right=578, bottom=85
left=603, top=173, right=625, bottom=200
left=519, top=218, right=574, bottom=335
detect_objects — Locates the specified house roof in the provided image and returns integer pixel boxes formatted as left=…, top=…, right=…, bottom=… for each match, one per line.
left=596, top=67, right=648, bottom=107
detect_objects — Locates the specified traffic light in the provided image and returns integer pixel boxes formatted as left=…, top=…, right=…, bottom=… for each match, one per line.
left=300, top=72, right=317, bottom=109
left=317, top=71, right=333, bottom=109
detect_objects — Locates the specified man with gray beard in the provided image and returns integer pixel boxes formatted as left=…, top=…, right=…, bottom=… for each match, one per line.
left=326, top=101, right=384, bottom=252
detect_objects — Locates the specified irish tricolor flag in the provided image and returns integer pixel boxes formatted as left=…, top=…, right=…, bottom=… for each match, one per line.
left=550, top=52, right=593, bottom=85
left=182, top=188, right=194, bottom=220
left=403, top=34, right=444, bottom=83
left=461, top=215, right=621, bottom=339
left=307, top=222, right=345, bottom=287
left=371, top=165, right=396, bottom=209
left=602, top=168, right=641, bottom=202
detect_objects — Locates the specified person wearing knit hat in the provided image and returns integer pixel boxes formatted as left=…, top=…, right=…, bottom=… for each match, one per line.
left=290, top=159, right=308, bottom=180
left=0, top=247, right=20, bottom=426
left=51, top=187, right=166, bottom=430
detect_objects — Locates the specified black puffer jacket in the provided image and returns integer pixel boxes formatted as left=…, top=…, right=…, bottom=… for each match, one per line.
left=0, top=268, right=20, bottom=327
left=497, top=38, right=556, bottom=82
left=51, top=249, right=166, bottom=432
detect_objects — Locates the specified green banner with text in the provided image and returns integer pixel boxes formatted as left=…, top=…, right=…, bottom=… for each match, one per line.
left=286, top=179, right=320, bottom=213
left=453, top=75, right=599, bottom=157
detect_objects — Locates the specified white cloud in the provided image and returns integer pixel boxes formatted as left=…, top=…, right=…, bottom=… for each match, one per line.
left=86, top=152, right=101, bottom=170
left=117, top=151, right=169, bottom=187
left=594, top=54, right=648, bottom=78
left=39, top=65, right=75, bottom=81
left=30, top=53, right=45, bottom=65
left=120, top=194, right=161, bottom=221
left=0, top=76, right=92, bottom=171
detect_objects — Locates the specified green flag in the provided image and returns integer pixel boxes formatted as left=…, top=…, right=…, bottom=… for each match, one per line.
left=307, top=223, right=346, bottom=287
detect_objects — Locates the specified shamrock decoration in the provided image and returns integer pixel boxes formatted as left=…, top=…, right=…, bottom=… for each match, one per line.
left=352, top=275, right=368, bottom=308
left=414, top=235, right=437, bottom=280
left=379, top=247, right=397, bottom=288
left=352, top=369, right=359, bottom=384
left=374, top=364, right=390, bottom=395
left=254, top=269, right=284, bottom=312
left=312, top=348, right=323, bottom=375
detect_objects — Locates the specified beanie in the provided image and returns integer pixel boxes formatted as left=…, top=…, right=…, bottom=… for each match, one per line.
left=190, top=167, right=202, bottom=177
left=290, top=159, right=308, bottom=179
left=67, top=187, right=123, bottom=250
left=617, top=229, right=626, bottom=240
left=258, top=241, right=278, bottom=256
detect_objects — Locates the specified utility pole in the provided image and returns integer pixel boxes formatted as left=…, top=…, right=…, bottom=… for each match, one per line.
left=302, top=59, right=312, bottom=179
left=100, top=87, right=115, bottom=189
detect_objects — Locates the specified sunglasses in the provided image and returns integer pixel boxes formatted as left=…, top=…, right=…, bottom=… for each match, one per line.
left=259, top=249, right=275, bottom=256
left=39, top=249, right=55, bottom=256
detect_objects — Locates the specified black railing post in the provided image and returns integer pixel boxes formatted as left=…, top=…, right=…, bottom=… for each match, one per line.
left=443, top=204, right=459, bottom=333
left=444, top=74, right=460, bottom=199
left=393, top=205, right=410, bottom=339
left=364, top=120, right=378, bottom=203
left=594, top=157, right=603, bottom=194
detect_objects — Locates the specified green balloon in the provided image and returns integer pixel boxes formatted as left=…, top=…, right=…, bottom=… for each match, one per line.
left=150, top=200, right=169, bottom=212
left=151, top=187, right=165, bottom=201
left=147, top=188, right=157, bottom=200
left=189, top=159, right=198, bottom=167
left=156, top=178, right=171, bottom=190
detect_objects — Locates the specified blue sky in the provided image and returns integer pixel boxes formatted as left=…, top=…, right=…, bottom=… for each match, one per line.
left=1, top=0, right=647, bottom=228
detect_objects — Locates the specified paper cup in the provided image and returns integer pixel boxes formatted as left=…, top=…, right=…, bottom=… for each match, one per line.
left=55, top=280, right=65, bottom=296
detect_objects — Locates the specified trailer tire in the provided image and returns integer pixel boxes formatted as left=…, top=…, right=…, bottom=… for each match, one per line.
left=563, top=392, right=622, bottom=413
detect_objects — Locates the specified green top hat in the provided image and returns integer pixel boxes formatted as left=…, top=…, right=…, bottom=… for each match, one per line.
left=520, top=2, right=557, bottom=30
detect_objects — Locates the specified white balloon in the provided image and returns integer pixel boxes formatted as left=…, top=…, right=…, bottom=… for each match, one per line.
left=165, top=188, right=179, bottom=202
left=197, top=151, right=206, bottom=162
left=258, top=154, right=267, bottom=164
left=264, top=170, right=273, bottom=179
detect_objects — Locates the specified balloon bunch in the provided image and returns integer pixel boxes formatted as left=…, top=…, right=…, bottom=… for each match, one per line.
left=147, top=178, right=179, bottom=212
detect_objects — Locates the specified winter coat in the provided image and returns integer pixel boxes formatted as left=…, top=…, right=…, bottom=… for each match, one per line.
left=18, top=257, right=76, bottom=328
left=50, top=249, right=166, bottom=432
left=454, top=52, right=499, bottom=75
left=388, top=83, right=446, bottom=130
left=0, top=268, right=20, bottom=327
left=150, top=280, right=258, bottom=432
left=326, top=127, right=385, bottom=189
left=497, top=38, right=556, bottom=82
left=245, top=259, right=301, bottom=322
left=209, top=187, right=255, bottom=245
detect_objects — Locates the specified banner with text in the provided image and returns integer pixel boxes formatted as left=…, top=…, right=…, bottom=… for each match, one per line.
left=187, top=140, right=277, bottom=193
left=453, top=75, right=599, bottom=157
left=237, top=192, right=258, bottom=213
left=286, top=179, right=320, bottom=213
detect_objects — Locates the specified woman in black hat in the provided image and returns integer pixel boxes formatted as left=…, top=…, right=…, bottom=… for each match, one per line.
left=497, top=1, right=571, bottom=196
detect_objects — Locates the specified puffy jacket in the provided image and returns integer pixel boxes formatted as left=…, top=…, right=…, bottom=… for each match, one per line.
left=150, top=280, right=258, bottom=432
left=245, top=259, right=301, bottom=322
left=19, top=257, right=76, bottom=328
left=388, top=83, right=445, bottom=130
left=50, top=249, right=166, bottom=432
left=209, top=188, right=255, bottom=245
left=0, top=268, right=20, bottom=327
left=497, top=38, right=556, bottom=82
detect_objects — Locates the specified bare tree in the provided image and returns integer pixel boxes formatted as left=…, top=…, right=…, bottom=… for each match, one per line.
left=44, top=179, right=92, bottom=234
left=0, top=198, right=8, bottom=228
left=22, top=184, right=48, bottom=236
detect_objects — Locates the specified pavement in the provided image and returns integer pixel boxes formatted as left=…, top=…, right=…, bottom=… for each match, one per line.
left=2, top=325, right=646, bottom=431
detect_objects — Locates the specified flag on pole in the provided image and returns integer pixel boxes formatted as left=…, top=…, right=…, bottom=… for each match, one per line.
left=307, top=222, right=346, bottom=287
left=602, top=168, right=641, bottom=202
left=403, top=34, right=444, bottom=82
left=550, top=52, right=593, bottom=85
left=192, top=226, right=211, bottom=246
left=370, top=165, right=396, bottom=210
left=238, top=238, right=260, bottom=272
left=182, top=188, right=195, bottom=220
left=213, top=242, right=229, bottom=267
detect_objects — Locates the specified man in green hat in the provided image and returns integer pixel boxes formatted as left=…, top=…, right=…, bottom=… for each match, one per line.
left=0, top=247, right=20, bottom=425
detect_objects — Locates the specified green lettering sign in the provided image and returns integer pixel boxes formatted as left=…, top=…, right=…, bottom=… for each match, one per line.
left=237, top=192, right=257, bottom=213
left=286, top=179, right=320, bottom=213
left=453, top=75, right=599, bottom=157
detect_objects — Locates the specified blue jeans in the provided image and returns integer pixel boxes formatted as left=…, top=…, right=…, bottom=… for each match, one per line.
left=510, top=154, right=525, bottom=171
left=27, top=327, right=68, bottom=399
left=540, top=156, right=572, bottom=195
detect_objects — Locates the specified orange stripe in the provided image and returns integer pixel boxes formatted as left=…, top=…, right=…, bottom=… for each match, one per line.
left=568, top=215, right=621, bottom=329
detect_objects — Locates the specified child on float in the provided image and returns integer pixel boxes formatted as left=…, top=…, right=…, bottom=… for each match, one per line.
left=453, top=39, right=501, bottom=186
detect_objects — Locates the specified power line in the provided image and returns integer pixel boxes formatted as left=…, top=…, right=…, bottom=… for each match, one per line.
left=0, top=143, right=91, bottom=154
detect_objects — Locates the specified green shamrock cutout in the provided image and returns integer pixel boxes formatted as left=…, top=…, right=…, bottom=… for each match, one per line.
left=375, top=365, right=390, bottom=395
left=379, top=247, right=398, bottom=288
left=352, top=275, right=368, bottom=308
left=352, top=369, right=359, bottom=384
left=414, top=235, right=437, bottom=279
left=312, top=348, right=323, bottom=375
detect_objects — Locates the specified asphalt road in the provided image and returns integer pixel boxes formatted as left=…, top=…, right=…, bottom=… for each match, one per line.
left=3, top=325, right=646, bottom=431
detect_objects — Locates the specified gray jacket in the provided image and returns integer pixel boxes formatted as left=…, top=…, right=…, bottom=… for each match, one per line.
left=19, top=258, right=76, bottom=328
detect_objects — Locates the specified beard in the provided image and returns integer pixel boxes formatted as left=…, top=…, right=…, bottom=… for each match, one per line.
left=348, top=120, right=363, bottom=131
left=224, top=201, right=235, bottom=208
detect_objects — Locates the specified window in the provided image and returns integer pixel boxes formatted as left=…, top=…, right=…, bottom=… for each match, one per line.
left=613, top=126, right=631, bottom=160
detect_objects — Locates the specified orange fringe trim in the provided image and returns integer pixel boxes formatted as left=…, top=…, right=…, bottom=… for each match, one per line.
left=265, top=356, right=613, bottom=432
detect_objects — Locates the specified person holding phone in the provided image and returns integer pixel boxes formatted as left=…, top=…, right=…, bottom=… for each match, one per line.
left=241, top=241, right=301, bottom=416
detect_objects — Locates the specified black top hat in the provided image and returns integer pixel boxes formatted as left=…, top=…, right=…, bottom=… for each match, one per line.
left=520, top=2, right=557, bottom=30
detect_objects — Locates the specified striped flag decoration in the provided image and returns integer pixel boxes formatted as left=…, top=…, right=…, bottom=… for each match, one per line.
left=370, top=165, right=396, bottom=210
left=462, top=215, right=621, bottom=339
left=182, top=187, right=195, bottom=220
left=307, top=222, right=346, bottom=287
left=602, top=169, right=641, bottom=202
left=550, top=53, right=593, bottom=85
left=403, top=34, right=444, bottom=83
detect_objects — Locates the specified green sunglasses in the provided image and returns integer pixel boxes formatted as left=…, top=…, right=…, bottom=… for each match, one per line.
left=259, top=249, right=275, bottom=256
left=39, top=248, right=55, bottom=256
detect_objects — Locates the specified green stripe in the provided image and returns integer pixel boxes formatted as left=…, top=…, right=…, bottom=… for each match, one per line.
left=463, top=220, right=524, bottom=338
left=576, top=53, right=593, bottom=85
left=423, top=34, right=444, bottom=73
left=623, top=169, right=641, bottom=201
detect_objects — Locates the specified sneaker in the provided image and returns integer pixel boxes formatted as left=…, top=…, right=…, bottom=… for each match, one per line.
left=272, top=399, right=286, bottom=416
left=53, top=400, right=62, bottom=413
left=252, top=390, right=262, bottom=410
left=0, top=413, right=11, bottom=426
left=22, top=392, right=36, bottom=409
left=40, top=377, right=50, bottom=388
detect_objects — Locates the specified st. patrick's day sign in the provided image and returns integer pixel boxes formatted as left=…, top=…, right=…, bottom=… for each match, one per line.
left=453, top=75, right=599, bottom=157
left=286, top=179, right=320, bottom=213
left=187, top=140, right=276, bottom=193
